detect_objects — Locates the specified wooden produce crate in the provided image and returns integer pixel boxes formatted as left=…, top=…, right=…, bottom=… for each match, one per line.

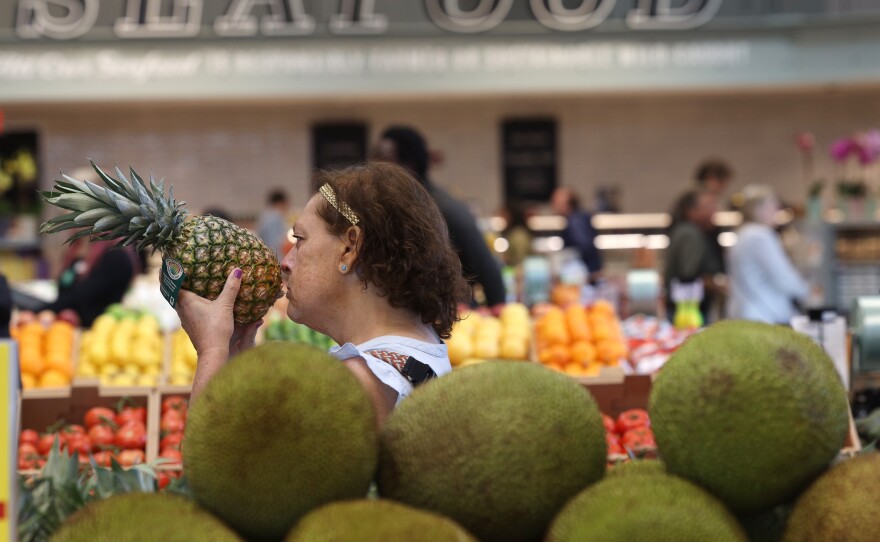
left=20, top=383, right=158, bottom=463
left=154, top=386, right=191, bottom=474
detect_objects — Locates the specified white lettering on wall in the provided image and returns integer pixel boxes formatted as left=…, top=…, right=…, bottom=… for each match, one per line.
left=115, top=0, right=203, bottom=38
left=16, top=0, right=99, bottom=39
left=425, top=0, right=514, bottom=34
left=214, top=0, right=315, bottom=36
left=627, top=0, right=724, bottom=30
left=530, top=0, right=618, bottom=31
left=329, top=0, right=388, bottom=35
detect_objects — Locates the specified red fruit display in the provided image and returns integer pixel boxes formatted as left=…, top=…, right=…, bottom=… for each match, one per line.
left=84, top=407, right=116, bottom=429
left=616, top=409, right=650, bottom=434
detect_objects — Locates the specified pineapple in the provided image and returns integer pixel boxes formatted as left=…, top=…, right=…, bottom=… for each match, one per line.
left=40, top=161, right=282, bottom=324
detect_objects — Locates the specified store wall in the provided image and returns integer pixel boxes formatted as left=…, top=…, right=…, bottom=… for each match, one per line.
left=5, top=86, right=880, bottom=270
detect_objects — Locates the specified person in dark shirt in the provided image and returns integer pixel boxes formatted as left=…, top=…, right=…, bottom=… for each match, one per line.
left=375, top=126, right=506, bottom=308
left=551, top=186, right=603, bottom=280
left=43, top=239, right=142, bottom=327
left=664, top=190, right=724, bottom=324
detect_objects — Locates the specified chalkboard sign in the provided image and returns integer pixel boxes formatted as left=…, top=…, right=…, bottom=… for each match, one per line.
left=501, top=118, right=557, bottom=202
left=311, top=122, right=368, bottom=171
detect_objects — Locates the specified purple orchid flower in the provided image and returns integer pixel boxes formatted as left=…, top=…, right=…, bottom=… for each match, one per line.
left=830, top=138, right=857, bottom=163
left=861, top=130, right=880, bottom=165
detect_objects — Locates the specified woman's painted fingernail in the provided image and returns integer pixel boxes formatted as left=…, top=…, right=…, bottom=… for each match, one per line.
left=234, top=268, right=242, bottom=279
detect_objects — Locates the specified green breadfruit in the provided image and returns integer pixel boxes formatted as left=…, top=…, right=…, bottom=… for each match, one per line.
left=50, top=493, right=242, bottom=542
left=184, top=342, right=379, bottom=542
left=649, top=320, right=849, bottom=514
left=285, top=499, right=478, bottom=542
left=378, top=361, right=606, bottom=542
left=546, top=472, right=748, bottom=542
left=783, top=452, right=880, bottom=542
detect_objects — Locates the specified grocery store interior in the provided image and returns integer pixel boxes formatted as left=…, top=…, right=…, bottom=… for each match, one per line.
left=5, top=2, right=880, bottom=541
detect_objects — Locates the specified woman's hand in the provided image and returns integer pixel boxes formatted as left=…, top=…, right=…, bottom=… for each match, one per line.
left=177, top=268, right=261, bottom=402
left=176, top=268, right=243, bottom=360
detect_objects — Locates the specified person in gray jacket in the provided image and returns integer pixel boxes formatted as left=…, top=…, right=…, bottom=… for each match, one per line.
left=727, top=186, right=809, bottom=324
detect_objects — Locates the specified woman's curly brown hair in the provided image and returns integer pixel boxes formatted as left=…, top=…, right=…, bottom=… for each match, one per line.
left=313, top=162, right=471, bottom=339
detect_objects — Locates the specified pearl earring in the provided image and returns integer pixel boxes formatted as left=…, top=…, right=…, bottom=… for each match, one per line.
left=341, top=264, right=348, bottom=272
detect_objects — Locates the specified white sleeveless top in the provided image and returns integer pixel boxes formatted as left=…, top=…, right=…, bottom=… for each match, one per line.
left=328, top=335, right=451, bottom=405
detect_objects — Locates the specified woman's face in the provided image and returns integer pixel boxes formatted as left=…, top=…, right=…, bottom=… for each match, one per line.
left=280, top=195, right=343, bottom=327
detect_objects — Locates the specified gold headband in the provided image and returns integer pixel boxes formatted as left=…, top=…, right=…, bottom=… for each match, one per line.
left=319, top=184, right=359, bottom=225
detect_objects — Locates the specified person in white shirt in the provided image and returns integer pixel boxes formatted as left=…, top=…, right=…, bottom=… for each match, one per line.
left=727, top=186, right=809, bottom=324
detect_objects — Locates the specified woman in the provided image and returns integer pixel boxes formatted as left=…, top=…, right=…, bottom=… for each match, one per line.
left=727, top=186, right=809, bottom=324
left=177, top=162, right=471, bottom=425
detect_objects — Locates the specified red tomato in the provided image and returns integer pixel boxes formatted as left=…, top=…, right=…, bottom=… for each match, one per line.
left=616, top=409, right=650, bottom=434
left=160, top=432, right=184, bottom=452
left=19, top=429, right=39, bottom=446
left=602, top=414, right=616, bottom=434
left=116, top=407, right=147, bottom=426
left=37, top=434, right=59, bottom=456
left=117, top=449, right=145, bottom=467
left=156, top=471, right=171, bottom=490
left=115, top=421, right=147, bottom=450
left=162, top=396, right=188, bottom=415
left=87, top=424, right=115, bottom=450
left=159, top=449, right=182, bottom=464
left=84, top=407, right=116, bottom=428
left=64, top=434, right=92, bottom=456
left=621, top=427, right=656, bottom=451
left=77, top=454, right=91, bottom=466
left=160, top=410, right=186, bottom=434
left=606, top=433, right=625, bottom=456
left=18, top=443, right=39, bottom=459
left=18, top=455, right=38, bottom=470
left=92, top=451, right=115, bottom=467
left=64, top=424, right=86, bottom=436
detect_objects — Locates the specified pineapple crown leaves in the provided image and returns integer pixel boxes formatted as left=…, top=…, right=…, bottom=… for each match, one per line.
left=39, top=160, right=189, bottom=253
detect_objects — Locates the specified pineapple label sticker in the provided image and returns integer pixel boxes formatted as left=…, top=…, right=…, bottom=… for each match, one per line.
left=161, top=258, right=186, bottom=308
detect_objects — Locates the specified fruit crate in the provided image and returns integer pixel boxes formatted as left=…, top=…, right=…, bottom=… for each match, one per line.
left=19, top=383, right=158, bottom=464
left=579, top=373, right=650, bottom=418
left=154, top=387, right=190, bottom=475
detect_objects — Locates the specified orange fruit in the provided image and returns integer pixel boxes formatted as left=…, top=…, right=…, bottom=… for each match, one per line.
left=565, top=306, right=591, bottom=343
left=20, top=352, right=45, bottom=376
left=564, top=362, right=586, bottom=376
left=595, top=340, right=621, bottom=365
left=39, top=368, right=71, bottom=388
left=590, top=299, right=616, bottom=317
left=20, top=372, right=37, bottom=389
left=570, top=340, right=597, bottom=364
left=44, top=355, right=73, bottom=379
left=546, top=343, right=571, bottom=365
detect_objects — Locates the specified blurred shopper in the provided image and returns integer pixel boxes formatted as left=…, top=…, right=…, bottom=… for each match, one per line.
left=501, top=200, right=533, bottom=267
left=375, top=126, right=505, bottom=307
left=257, top=189, right=290, bottom=260
left=695, top=159, right=733, bottom=198
left=727, top=186, right=809, bottom=324
left=43, top=238, right=143, bottom=327
left=664, top=190, right=724, bottom=324
left=550, top=186, right=603, bottom=281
